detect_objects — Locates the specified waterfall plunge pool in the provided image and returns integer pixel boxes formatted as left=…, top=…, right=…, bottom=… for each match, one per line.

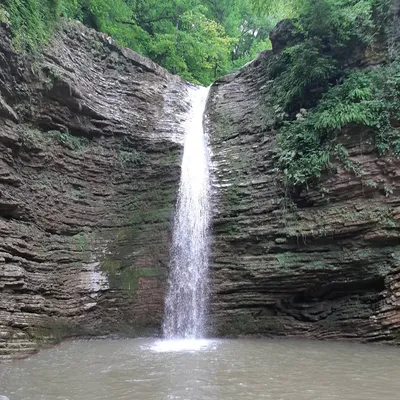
left=1, top=338, right=400, bottom=400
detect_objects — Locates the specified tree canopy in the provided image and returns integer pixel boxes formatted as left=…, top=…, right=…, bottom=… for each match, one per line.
left=2, top=0, right=292, bottom=84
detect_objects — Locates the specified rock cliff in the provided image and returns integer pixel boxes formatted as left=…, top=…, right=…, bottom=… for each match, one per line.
left=207, top=32, right=400, bottom=342
left=0, top=20, right=189, bottom=360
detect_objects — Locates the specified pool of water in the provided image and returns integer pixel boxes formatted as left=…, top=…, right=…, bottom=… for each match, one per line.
left=1, top=338, right=400, bottom=400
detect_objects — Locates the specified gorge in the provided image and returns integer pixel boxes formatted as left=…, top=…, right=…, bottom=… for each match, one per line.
left=0, top=1, right=400, bottom=364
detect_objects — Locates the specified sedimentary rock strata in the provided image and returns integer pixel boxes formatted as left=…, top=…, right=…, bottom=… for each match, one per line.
left=0, top=20, right=189, bottom=360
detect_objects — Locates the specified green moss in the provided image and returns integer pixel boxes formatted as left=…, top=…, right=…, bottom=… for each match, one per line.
left=225, top=183, right=241, bottom=208
left=391, top=250, right=400, bottom=263
left=219, top=314, right=286, bottom=336
left=282, top=204, right=398, bottom=243
left=20, top=127, right=47, bottom=148
left=28, top=320, right=84, bottom=346
left=19, top=126, right=90, bottom=151
left=275, top=251, right=301, bottom=267
left=258, top=317, right=286, bottom=335
left=235, top=314, right=257, bottom=333
left=217, top=314, right=256, bottom=336
left=73, top=232, right=91, bottom=251
left=46, top=130, right=89, bottom=150
left=123, top=187, right=175, bottom=226
left=226, top=221, right=241, bottom=236
left=340, top=206, right=397, bottom=228
left=117, top=149, right=148, bottom=166
left=71, top=187, right=87, bottom=200
left=101, top=260, right=165, bottom=292
left=155, top=148, right=180, bottom=166
left=97, top=184, right=174, bottom=294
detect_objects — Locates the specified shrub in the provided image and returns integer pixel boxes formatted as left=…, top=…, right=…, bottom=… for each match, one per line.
left=277, top=60, right=400, bottom=187
left=272, top=0, right=399, bottom=188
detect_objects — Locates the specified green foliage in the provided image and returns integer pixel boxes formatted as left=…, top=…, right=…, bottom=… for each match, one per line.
left=272, top=39, right=339, bottom=111
left=270, top=0, right=399, bottom=187
left=251, top=0, right=298, bottom=19
left=0, top=5, right=10, bottom=23
left=4, top=0, right=282, bottom=84
left=117, top=149, right=147, bottom=166
left=277, top=60, right=400, bottom=187
left=142, top=8, right=236, bottom=84
left=46, top=130, right=89, bottom=150
left=19, top=127, right=89, bottom=151
left=74, top=232, right=90, bottom=251
left=6, top=0, right=61, bottom=51
left=271, top=0, right=382, bottom=111
left=212, top=0, right=277, bottom=65
left=20, top=127, right=45, bottom=148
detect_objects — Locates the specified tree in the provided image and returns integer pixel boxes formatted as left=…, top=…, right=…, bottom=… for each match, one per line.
left=4, top=0, right=282, bottom=84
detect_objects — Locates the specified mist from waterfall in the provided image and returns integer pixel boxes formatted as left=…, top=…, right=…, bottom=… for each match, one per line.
left=163, top=86, right=211, bottom=340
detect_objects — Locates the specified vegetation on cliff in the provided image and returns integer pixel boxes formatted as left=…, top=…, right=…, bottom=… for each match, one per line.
left=260, top=0, right=400, bottom=188
left=0, top=0, right=289, bottom=84
left=1, top=0, right=398, bottom=189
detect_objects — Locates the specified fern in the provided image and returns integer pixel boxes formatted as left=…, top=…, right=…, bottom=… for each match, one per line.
left=273, top=0, right=399, bottom=188
left=7, top=0, right=60, bottom=51
left=277, top=58, right=400, bottom=187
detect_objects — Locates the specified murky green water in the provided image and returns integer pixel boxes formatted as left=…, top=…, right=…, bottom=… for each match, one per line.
left=1, top=338, right=400, bottom=400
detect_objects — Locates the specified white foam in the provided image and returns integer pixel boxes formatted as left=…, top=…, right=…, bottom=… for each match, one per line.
left=150, top=339, right=213, bottom=353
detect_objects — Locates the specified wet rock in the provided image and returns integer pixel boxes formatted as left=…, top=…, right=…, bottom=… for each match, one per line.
left=207, top=49, right=400, bottom=343
left=0, top=20, right=190, bottom=360
left=0, top=95, right=18, bottom=122
left=269, top=19, right=302, bottom=53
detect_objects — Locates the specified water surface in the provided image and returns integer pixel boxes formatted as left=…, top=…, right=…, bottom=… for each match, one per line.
left=1, top=338, right=400, bottom=400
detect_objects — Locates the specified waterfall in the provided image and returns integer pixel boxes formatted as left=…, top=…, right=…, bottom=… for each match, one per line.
left=163, top=86, right=211, bottom=339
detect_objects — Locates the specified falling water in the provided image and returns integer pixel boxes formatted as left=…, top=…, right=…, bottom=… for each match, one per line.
left=163, top=86, right=211, bottom=339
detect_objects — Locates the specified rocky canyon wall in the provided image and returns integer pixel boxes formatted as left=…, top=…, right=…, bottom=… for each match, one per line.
left=1, top=9, right=400, bottom=362
left=207, top=34, right=400, bottom=342
left=0, top=20, right=189, bottom=360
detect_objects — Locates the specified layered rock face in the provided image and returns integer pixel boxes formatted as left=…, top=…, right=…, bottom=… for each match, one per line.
left=207, top=44, right=400, bottom=341
left=1, top=9, right=400, bottom=362
left=0, top=21, right=189, bottom=360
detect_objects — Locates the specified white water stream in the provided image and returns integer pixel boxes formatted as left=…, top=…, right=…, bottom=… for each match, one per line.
left=162, top=86, right=211, bottom=340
